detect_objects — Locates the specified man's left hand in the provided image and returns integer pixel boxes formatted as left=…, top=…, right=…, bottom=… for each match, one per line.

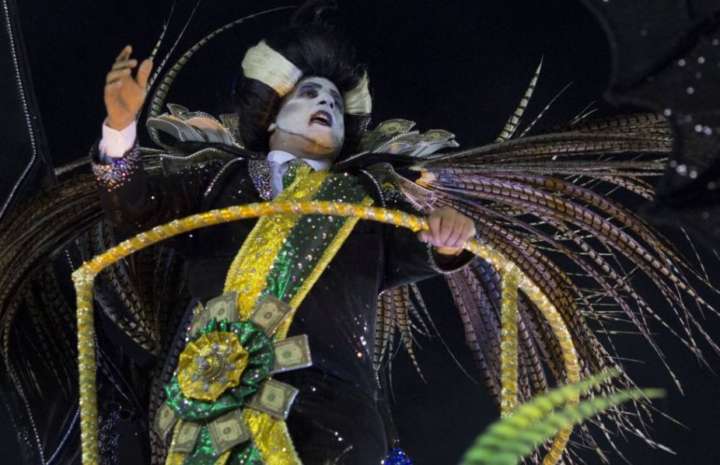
left=418, top=207, right=476, bottom=255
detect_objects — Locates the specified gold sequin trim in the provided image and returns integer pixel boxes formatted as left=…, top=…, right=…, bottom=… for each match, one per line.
left=72, top=201, right=578, bottom=465
left=500, top=268, right=519, bottom=416
left=224, top=164, right=323, bottom=318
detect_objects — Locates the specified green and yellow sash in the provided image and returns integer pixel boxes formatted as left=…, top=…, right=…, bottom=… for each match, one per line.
left=165, top=164, right=373, bottom=465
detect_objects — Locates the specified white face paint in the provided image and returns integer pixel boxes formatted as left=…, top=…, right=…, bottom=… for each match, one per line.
left=269, top=76, right=345, bottom=158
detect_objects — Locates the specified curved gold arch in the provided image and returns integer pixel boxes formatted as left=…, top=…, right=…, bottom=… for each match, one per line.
left=72, top=201, right=579, bottom=465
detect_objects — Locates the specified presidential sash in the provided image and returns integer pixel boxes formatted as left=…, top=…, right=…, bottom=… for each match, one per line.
left=160, top=165, right=373, bottom=465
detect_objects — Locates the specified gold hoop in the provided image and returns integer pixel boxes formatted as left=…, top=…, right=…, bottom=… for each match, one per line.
left=72, top=201, right=579, bottom=465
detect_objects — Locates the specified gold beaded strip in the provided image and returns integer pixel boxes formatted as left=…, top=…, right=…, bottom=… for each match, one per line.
left=464, top=241, right=580, bottom=465
left=72, top=201, right=579, bottom=465
left=500, top=268, right=520, bottom=417
left=519, top=274, right=580, bottom=465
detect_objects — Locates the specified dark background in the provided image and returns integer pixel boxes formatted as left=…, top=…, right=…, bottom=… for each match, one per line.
left=4, top=0, right=720, bottom=464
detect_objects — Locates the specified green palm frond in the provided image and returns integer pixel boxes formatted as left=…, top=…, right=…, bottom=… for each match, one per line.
left=460, top=369, right=664, bottom=465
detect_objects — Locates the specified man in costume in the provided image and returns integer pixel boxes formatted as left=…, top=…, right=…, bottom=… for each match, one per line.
left=2, top=3, right=719, bottom=465
left=94, top=22, right=476, bottom=465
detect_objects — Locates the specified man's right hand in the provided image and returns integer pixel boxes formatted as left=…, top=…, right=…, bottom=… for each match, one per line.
left=104, top=45, right=153, bottom=131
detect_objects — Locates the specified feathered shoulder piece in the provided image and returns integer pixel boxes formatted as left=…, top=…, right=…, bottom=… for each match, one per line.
left=146, top=103, right=246, bottom=154
left=358, top=118, right=459, bottom=157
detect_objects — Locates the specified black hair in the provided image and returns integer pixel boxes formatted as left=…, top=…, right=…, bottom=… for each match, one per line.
left=233, top=23, right=370, bottom=155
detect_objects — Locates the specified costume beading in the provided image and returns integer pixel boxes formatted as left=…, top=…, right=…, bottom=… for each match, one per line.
left=1, top=2, right=719, bottom=465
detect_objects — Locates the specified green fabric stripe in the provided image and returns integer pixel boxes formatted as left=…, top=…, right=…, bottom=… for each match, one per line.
left=263, top=173, right=368, bottom=302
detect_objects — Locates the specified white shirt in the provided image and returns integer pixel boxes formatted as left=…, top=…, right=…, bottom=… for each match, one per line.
left=99, top=121, right=331, bottom=198
left=266, top=150, right=330, bottom=197
left=99, top=120, right=136, bottom=158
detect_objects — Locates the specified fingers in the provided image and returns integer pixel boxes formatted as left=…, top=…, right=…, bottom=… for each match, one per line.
left=428, top=213, right=442, bottom=245
left=419, top=210, right=447, bottom=247
left=418, top=214, right=439, bottom=245
left=107, top=46, right=135, bottom=86
left=429, top=208, right=453, bottom=247
left=437, top=212, right=454, bottom=245
left=439, top=214, right=465, bottom=248
left=447, top=215, right=474, bottom=248
left=445, top=216, right=465, bottom=248
left=459, top=218, right=476, bottom=247
left=136, top=58, right=153, bottom=90
left=420, top=208, right=476, bottom=249
left=115, top=45, right=132, bottom=63
left=106, top=68, right=132, bottom=85
left=112, top=59, right=138, bottom=71
left=106, top=49, right=152, bottom=90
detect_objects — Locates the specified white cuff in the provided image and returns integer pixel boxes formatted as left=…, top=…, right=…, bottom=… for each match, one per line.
left=99, top=120, right=137, bottom=158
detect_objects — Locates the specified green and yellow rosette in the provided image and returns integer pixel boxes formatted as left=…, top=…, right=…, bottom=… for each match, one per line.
left=155, top=292, right=312, bottom=465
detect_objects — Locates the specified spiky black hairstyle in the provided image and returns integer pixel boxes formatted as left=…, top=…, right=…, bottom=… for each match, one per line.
left=233, top=18, right=370, bottom=155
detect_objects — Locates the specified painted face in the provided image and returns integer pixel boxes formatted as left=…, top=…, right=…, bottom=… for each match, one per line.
left=269, top=76, right=345, bottom=158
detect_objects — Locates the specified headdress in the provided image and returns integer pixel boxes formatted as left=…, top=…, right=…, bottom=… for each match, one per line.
left=241, top=40, right=372, bottom=115
left=240, top=40, right=303, bottom=97
left=234, top=25, right=371, bottom=153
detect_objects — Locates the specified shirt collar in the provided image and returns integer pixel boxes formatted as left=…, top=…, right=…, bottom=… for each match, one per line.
left=266, top=150, right=332, bottom=172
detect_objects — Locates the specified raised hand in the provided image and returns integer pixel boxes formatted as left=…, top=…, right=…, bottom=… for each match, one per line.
left=104, top=45, right=153, bottom=130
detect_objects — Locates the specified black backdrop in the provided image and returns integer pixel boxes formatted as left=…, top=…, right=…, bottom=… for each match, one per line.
left=3, top=0, right=720, bottom=464
left=0, top=0, right=51, bottom=223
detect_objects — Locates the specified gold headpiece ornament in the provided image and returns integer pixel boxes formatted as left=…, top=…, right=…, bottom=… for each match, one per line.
left=241, top=40, right=303, bottom=97
left=343, top=72, right=372, bottom=115
left=241, top=41, right=372, bottom=115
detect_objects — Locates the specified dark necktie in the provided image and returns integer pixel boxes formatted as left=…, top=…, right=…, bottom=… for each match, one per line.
left=281, top=158, right=312, bottom=190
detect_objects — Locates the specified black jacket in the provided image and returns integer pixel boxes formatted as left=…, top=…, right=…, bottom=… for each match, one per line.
left=92, top=143, right=472, bottom=464
left=93, top=143, right=471, bottom=391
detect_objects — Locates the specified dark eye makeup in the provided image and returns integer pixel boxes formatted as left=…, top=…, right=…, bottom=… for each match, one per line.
left=297, top=82, right=343, bottom=110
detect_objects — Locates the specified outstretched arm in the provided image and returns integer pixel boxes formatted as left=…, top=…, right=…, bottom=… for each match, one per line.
left=91, top=45, right=222, bottom=242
